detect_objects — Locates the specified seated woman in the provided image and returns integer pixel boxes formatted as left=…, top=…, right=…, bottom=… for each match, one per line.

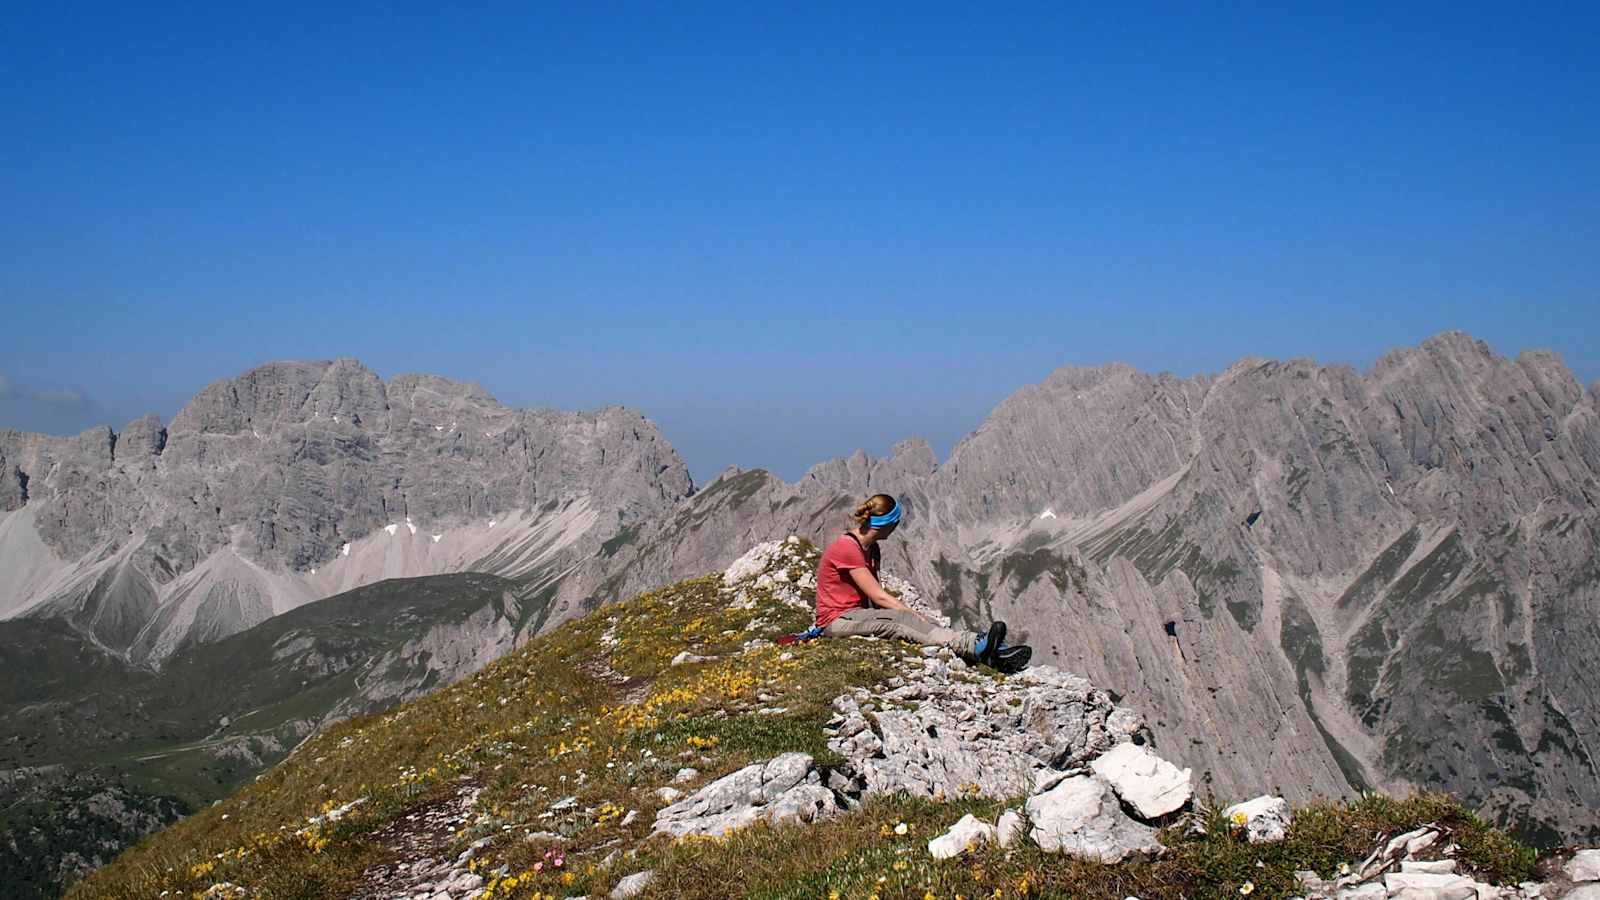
left=814, top=492, right=1030, bottom=672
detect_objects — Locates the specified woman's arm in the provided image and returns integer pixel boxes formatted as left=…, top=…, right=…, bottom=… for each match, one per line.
left=846, top=566, right=925, bottom=618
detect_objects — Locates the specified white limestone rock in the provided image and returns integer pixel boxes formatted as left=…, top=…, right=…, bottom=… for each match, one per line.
left=610, top=870, right=655, bottom=899
left=651, top=753, right=837, bottom=838
left=996, top=809, right=1026, bottom=848
left=1035, top=768, right=1075, bottom=794
left=928, top=814, right=998, bottom=859
left=1384, top=825, right=1442, bottom=860
left=1222, top=795, right=1292, bottom=843
left=1381, top=871, right=1480, bottom=899
left=1400, top=859, right=1458, bottom=875
left=1025, top=774, right=1161, bottom=863
left=1089, top=742, right=1192, bottom=820
left=826, top=663, right=1138, bottom=801
left=1567, top=849, right=1600, bottom=883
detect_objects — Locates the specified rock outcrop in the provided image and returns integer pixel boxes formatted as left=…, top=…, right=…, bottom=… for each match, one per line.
left=650, top=651, right=1187, bottom=867
left=650, top=752, right=837, bottom=838
left=825, top=652, right=1142, bottom=799
left=1289, top=822, right=1566, bottom=899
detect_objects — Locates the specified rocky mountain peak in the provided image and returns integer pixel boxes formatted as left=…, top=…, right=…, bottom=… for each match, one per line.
left=0, top=359, right=694, bottom=661
left=574, top=330, right=1600, bottom=849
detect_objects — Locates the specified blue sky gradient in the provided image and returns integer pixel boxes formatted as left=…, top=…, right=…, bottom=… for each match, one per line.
left=3, top=3, right=1597, bottom=482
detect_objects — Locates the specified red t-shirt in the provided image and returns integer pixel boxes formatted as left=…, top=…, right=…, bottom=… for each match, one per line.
left=815, top=533, right=880, bottom=628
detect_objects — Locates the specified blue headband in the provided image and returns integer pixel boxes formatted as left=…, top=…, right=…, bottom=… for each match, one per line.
left=868, top=501, right=903, bottom=529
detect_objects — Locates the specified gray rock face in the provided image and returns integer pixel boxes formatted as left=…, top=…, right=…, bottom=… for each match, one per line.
left=651, top=752, right=837, bottom=838
left=0, top=359, right=692, bottom=659
left=1025, top=774, right=1162, bottom=862
left=594, top=332, right=1600, bottom=843
left=825, top=657, right=1139, bottom=799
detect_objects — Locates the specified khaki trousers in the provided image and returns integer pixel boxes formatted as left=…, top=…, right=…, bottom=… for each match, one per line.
left=822, top=607, right=978, bottom=657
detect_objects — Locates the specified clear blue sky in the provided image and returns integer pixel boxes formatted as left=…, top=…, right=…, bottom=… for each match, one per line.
left=3, top=2, right=1596, bottom=483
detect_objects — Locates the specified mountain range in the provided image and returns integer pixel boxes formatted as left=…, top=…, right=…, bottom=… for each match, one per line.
left=0, top=359, right=690, bottom=663
left=3, top=331, right=1597, bottom=896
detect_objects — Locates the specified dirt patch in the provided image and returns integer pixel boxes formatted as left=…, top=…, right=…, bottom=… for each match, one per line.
left=347, top=779, right=481, bottom=900
left=578, top=655, right=653, bottom=705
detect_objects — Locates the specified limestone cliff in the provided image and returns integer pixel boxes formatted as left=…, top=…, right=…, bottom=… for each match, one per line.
left=0, top=360, right=692, bottom=662
left=588, top=333, right=1600, bottom=843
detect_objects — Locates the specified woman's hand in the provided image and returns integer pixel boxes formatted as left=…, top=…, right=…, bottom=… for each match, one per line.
left=846, top=567, right=928, bottom=621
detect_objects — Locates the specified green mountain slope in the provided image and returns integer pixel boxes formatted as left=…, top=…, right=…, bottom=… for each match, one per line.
left=66, top=541, right=1544, bottom=900
left=1, top=573, right=550, bottom=898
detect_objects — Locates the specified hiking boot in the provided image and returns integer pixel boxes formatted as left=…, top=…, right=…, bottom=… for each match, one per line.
left=993, top=644, right=1032, bottom=674
left=978, top=621, right=1006, bottom=666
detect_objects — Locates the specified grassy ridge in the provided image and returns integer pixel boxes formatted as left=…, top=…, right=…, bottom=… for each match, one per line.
left=69, top=543, right=1539, bottom=899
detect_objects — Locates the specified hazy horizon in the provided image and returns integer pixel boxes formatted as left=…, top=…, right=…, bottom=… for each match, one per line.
left=2, top=329, right=1593, bottom=485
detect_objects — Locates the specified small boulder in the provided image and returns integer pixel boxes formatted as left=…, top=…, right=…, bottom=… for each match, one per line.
left=1381, top=871, right=1479, bottom=900
left=1025, top=774, right=1160, bottom=863
left=1088, top=742, right=1191, bottom=820
left=1568, top=849, right=1600, bottom=883
left=1222, top=795, right=1292, bottom=843
left=928, top=814, right=998, bottom=860
left=996, top=809, right=1025, bottom=849
left=610, top=869, right=655, bottom=899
